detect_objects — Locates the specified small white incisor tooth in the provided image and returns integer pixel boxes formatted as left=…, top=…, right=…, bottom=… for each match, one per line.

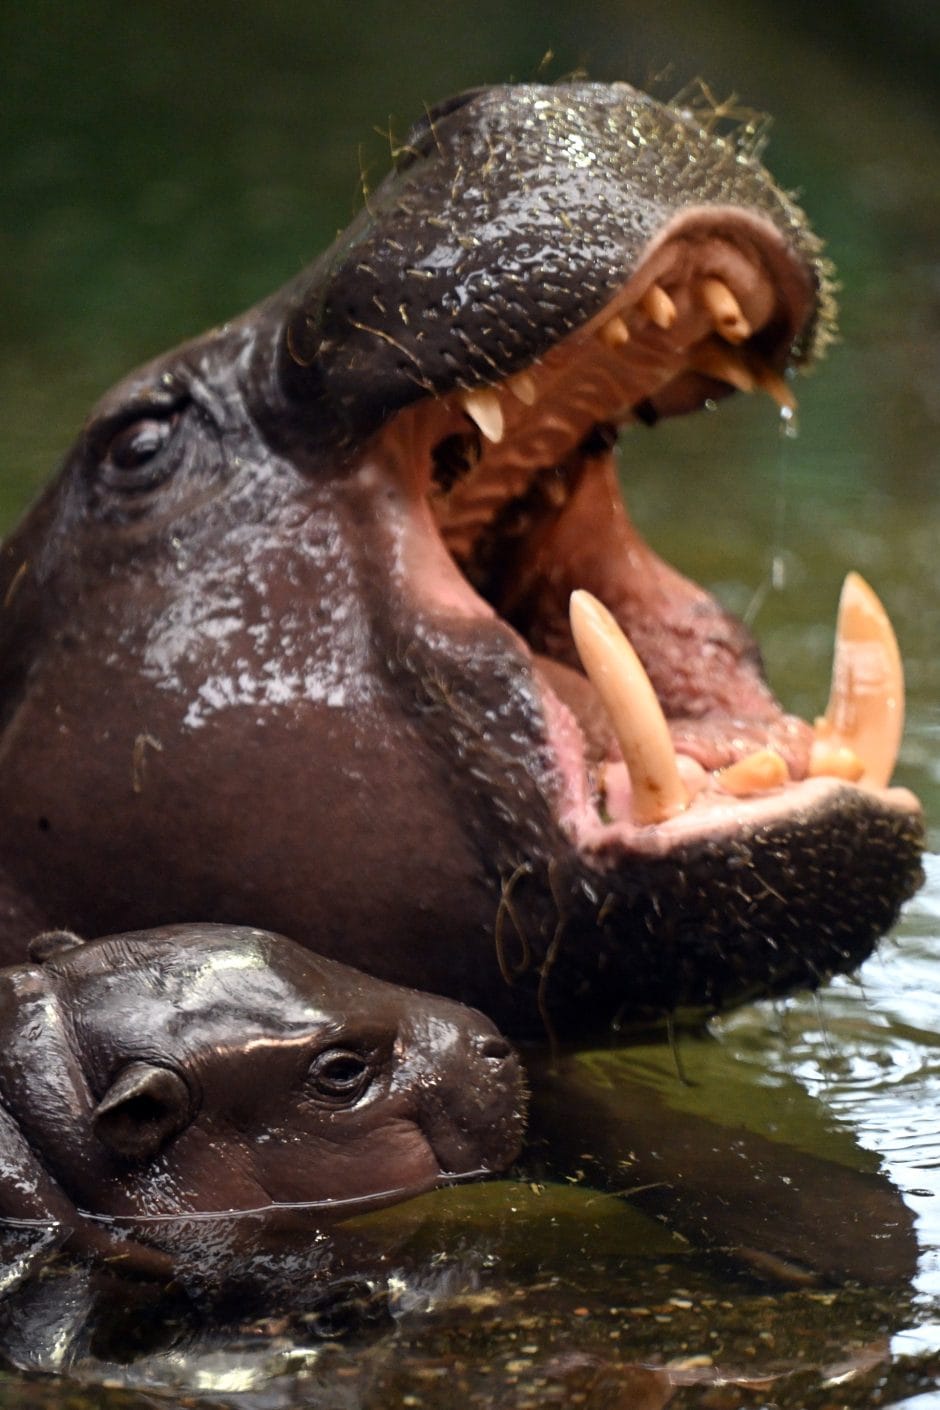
left=699, top=277, right=752, bottom=343
left=506, top=371, right=537, bottom=405
left=598, top=314, right=630, bottom=349
left=459, top=388, right=505, bottom=443
left=569, top=590, right=688, bottom=826
left=641, top=284, right=678, bottom=330
left=814, top=572, right=905, bottom=788
left=718, top=749, right=789, bottom=796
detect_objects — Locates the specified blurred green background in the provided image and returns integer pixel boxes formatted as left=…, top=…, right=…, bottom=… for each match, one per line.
left=2, top=0, right=937, bottom=505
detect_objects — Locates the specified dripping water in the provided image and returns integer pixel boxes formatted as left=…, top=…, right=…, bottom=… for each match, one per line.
left=743, top=397, right=799, bottom=626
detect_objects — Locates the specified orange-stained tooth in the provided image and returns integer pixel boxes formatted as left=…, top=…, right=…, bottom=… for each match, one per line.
left=641, top=284, right=678, bottom=330
left=459, top=388, right=504, bottom=443
left=718, top=749, right=789, bottom=796
left=699, top=277, right=752, bottom=344
left=814, top=572, right=905, bottom=789
left=598, top=314, right=630, bottom=349
left=506, top=371, right=538, bottom=405
left=807, top=741, right=865, bottom=783
left=689, top=341, right=756, bottom=393
left=750, top=358, right=797, bottom=412
left=569, top=590, right=688, bottom=827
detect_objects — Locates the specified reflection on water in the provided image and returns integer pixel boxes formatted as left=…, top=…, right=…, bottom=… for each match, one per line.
left=718, top=857, right=940, bottom=1313
left=0, top=1253, right=917, bottom=1407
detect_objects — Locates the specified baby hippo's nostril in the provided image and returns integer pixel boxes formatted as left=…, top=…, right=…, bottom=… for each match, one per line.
left=479, top=1035, right=513, bottom=1063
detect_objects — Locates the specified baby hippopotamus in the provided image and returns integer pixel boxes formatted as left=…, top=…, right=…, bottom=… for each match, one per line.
left=0, top=924, right=525, bottom=1279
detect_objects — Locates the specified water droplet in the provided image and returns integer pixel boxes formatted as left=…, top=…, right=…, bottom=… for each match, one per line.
left=778, top=404, right=799, bottom=439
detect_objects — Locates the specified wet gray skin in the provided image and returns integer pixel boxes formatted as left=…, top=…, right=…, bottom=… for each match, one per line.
left=0, top=82, right=924, bottom=1039
left=0, top=924, right=525, bottom=1278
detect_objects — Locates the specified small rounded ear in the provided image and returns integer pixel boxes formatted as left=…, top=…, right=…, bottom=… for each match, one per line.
left=28, top=930, right=86, bottom=964
left=93, top=1063, right=193, bottom=1161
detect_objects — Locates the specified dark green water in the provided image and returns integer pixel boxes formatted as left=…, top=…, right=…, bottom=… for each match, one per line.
left=1, top=3, right=939, bottom=1405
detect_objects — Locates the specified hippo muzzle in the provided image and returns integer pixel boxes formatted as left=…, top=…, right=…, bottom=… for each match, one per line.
left=0, top=82, right=923, bottom=1038
left=0, top=926, right=526, bottom=1274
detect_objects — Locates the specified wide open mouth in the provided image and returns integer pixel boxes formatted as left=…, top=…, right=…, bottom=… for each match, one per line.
left=362, top=211, right=916, bottom=859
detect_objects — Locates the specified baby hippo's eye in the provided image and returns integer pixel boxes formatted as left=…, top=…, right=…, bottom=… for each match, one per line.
left=309, top=1049, right=372, bottom=1104
left=99, top=411, right=181, bottom=491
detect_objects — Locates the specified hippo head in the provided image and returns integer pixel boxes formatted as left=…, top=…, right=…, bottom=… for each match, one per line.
left=0, top=925, right=525, bottom=1269
left=0, top=83, right=923, bottom=1037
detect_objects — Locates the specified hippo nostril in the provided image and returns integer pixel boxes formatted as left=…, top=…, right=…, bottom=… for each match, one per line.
left=479, top=1036, right=513, bottom=1063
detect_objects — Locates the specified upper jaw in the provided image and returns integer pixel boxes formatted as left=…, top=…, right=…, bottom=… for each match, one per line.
left=277, top=81, right=836, bottom=438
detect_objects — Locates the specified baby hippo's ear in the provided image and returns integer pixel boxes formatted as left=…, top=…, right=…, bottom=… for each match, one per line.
left=93, top=1063, right=193, bottom=1160
left=28, top=930, right=86, bottom=963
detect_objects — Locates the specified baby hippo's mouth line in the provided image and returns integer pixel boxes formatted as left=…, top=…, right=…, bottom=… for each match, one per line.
left=361, top=213, right=916, bottom=857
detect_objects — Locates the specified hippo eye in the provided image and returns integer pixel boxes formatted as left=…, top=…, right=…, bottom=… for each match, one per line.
left=309, top=1048, right=372, bottom=1104
left=99, top=411, right=181, bottom=491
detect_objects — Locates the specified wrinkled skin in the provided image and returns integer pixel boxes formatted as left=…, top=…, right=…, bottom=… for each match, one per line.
left=0, top=83, right=923, bottom=1038
left=0, top=924, right=525, bottom=1275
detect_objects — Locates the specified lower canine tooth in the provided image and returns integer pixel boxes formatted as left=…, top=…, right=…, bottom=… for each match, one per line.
left=814, top=572, right=904, bottom=788
left=459, top=388, right=505, bottom=443
left=641, top=284, right=678, bottom=330
left=718, top=749, right=789, bottom=796
left=569, top=590, right=688, bottom=826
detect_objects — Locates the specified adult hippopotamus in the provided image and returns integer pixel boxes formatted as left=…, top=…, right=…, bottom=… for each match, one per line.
left=0, top=83, right=923, bottom=1037
left=0, top=924, right=525, bottom=1276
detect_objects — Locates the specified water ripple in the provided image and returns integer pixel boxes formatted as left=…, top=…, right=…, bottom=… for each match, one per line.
left=716, top=850, right=940, bottom=1297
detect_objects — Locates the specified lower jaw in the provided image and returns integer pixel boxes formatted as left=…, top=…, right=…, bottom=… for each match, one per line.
left=363, top=576, right=923, bottom=1031
left=516, top=786, right=925, bottom=1034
